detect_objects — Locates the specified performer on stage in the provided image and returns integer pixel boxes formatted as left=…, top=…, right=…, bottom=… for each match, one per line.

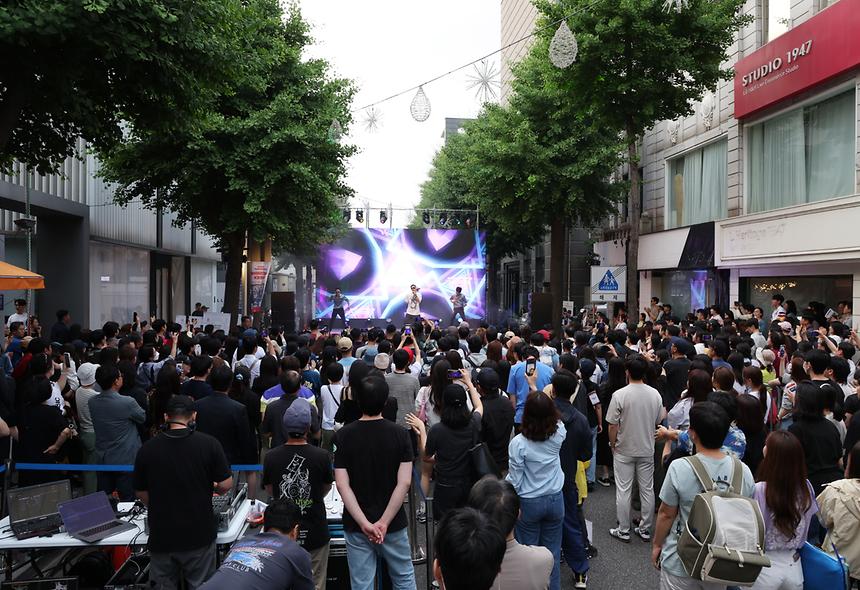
left=404, top=284, right=422, bottom=328
left=449, top=286, right=468, bottom=326
left=330, top=288, right=350, bottom=326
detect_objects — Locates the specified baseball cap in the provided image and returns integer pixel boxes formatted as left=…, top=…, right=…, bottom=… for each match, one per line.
left=77, top=362, right=99, bottom=387
left=579, top=358, right=596, bottom=379
left=282, top=398, right=312, bottom=434
left=504, top=331, right=516, bottom=340
left=374, top=353, right=390, bottom=370
left=443, top=384, right=467, bottom=408
left=337, top=337, right=353, bottom=352
left=756, top=348, right=776, bottom=367
left=778, top=321, right=793, bottom=333
left=166, top=395, right=195, bottom=416
left=670, top=336, right=694, bottom=356
left=537, top=329, right=552, bottom=341
left=477, top=369, right=500, bottom=391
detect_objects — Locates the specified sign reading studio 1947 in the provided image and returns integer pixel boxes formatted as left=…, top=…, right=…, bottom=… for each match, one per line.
left=734, top=0, right=860, bottom=119
left=591, top=266, right=626, bottom=303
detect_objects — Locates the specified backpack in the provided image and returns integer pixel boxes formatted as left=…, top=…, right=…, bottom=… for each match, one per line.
left=677, top=455, right=770, bottom=586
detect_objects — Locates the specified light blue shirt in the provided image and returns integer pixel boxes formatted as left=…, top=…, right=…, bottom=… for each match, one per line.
left=506, top=420, right=566, bottom=499
left=508, top=361, right=554, bottom=423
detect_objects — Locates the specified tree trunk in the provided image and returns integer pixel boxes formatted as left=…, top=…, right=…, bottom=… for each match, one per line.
left=550, top=217, right=565, bottom=337
left=626, top=125, right=641, bottom=319
left=221, top=230, right=246, bottom=328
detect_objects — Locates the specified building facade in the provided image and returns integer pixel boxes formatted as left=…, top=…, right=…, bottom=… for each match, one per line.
left=590, top=0, right=859, bottom=327
left=0, top=145, right=222, bottom=328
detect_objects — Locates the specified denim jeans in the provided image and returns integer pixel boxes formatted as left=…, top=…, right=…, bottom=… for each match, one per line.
left=586, top=426, right=598, bottom=484
left=561, top=487, right=588, bottom=575
left=344, top=527, right=416, bottom=590
left=515, top=491, right=564, bottom=590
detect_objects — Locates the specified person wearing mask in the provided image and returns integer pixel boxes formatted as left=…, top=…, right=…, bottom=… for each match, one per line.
left=506, top=378, right=566, bottom=590
left=432, top=507, right=507, bottom=590
left=263, top=399, right=333, bottom=590
left=817, top=441, right=860, bottom=588
left=200, top=498, right=314, bottom=590
left=182, top=355, right=214, bottom=400
left=552, top=371, right=595, bottom=589
left=508, top=345, right=554, bottom=430
left=134, top=395, right=232, bottom=589
left=89, top=364, right=145, bottom=500
left=334, top=376, right=415, bottom=590
left=194, top=365, right=258, bottom=492
left=385, top=349, right=420, bottom=429
left=262, top=371, right=321, bottom=448
left=606, top=355, right=666, bottom=543
left=468, top=476, right=553, bottom=590
left=475, top=369, right=514, bottom=474
left=75, top=362, right=100, bottom=494
left=652, top=402, right=755, bottom=589
left=750, top=431, right=817, bottom=590
left=787, top=381, right=843, bottom=498
left=407, top=376, right=483, bottom=521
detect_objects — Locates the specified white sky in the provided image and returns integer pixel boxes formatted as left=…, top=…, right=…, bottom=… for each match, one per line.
left=298, top=0, right=501, bottom=227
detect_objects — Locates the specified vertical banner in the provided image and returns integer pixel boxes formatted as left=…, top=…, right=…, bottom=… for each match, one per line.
left=249, top=261, right=271, bottom=314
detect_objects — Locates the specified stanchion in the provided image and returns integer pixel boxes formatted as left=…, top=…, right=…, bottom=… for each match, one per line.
left=407, top=473, right=426, bottom=564
left=424, top=494, right=435, bottom=590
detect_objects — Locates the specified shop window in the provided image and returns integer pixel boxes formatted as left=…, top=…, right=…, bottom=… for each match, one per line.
left=667, top=140, right=728, bottom=229
left=765, top=0, right=791, bottom=42
left=747, top=90, right=855, bottom=214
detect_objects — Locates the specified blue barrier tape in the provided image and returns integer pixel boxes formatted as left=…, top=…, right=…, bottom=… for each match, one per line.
left=13, top=463, right=264, bottom=473
left=0, top=465, right=5, bottom=474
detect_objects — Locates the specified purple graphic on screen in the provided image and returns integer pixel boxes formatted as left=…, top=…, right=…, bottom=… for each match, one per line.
left=316, top=229, right=486, bottom=322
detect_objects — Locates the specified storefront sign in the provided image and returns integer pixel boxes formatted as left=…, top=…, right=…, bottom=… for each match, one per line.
left=591, top=266, right=626, bottom=303
left=734, top=0, right=860, bottom=118
left=248, top=261, right=271, bottom=313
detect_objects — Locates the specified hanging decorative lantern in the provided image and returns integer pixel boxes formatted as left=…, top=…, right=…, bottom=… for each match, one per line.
left=549, top=21, right=578, bottom=68
left=327, top=119, right=343, bottom=142
left=410, top=86, right=432, bottom=122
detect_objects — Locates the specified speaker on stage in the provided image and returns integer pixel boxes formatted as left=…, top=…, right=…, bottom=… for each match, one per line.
left=530, top=293, right=554, bottom=329
left=270, top=292, right=296, bottom=333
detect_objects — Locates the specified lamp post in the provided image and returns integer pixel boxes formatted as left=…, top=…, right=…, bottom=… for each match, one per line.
left=14, top=164, right=36, bottom=322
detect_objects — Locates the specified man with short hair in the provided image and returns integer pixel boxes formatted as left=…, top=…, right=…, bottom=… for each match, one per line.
left=330, top=288, right=350, bottom=328
left=5, top=321, right=26, bottom=367
left=707, top=339, right=732, bottom=371
left=134, top=395, right=233, bottom=590
left=433, top=507, right=507, bottom=590
left=262, top=371, right=321, bottom=448
left=181, top=355, right=214, bottom=400
left=75, top=362, right=101, bottom=495
left=468, top=477, right=553, bottom=590
left=191, top=302, right=205, bottom=318
left=263, top=399, right=333, bottom=590
left=338, top=336, right=356, bottom=382
left=355, top=330, right=380, bottom=366
left=90, top=364, right=145, bottom=501
left=50, top=309, right=71, bottom=344
left=404, top=284, right=422, bottom=328
left=200, top=498, right=314, bottom=590
left=607, top=355, right=666, bottom=543
left=771, top=292, right=786, bottom=322
left=663, top=338, right=693, bottom=410
left=652, top=402, right=754, bottom=590
left=507, top=345, right=554, bottom=428
left=6, top=298, right=28, bottom=331
left=449, top=287, right=468, bottom=327
left=385, top=349, right=420, bottom=428
left=194, top=365, right=257, bottom=469
left=334, top=377, right=415, bottom=590
left=531, top=332, right=559, bottom=370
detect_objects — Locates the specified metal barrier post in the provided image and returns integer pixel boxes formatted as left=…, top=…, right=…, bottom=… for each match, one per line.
left=407, top=475, right=425, bottom=564
left=424, top=495, right=435, bottom=590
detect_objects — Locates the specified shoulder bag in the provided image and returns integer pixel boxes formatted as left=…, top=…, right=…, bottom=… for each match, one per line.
left=469, top=419, right=500, bottom=482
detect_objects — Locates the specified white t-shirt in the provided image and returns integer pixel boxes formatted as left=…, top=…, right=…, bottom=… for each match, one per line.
left=406, top=292, right=422, bottom=315
left=6, top=313, right=28, bottom=328
left=320, top=383, right=343, bottom=430
left=44, top=381, right=66, bottom=415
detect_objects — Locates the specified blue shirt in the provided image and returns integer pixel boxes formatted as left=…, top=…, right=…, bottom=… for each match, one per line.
left=678, top=425, right=747, bottom=460
left=508, top=361, right=554, bottom=423
left=506, top=420, right=566, bottom=498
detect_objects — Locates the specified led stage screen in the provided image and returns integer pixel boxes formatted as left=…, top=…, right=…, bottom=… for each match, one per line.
left=316, top=229, right=486, bottom=321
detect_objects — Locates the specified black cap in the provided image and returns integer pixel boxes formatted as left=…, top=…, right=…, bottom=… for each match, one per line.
left=477, top=369, right=500, bottom=391
left=166, top=395, right=195, bottom=415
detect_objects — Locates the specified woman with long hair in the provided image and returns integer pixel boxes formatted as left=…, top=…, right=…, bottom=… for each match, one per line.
left=333, top=359, right=369, bottom=427
left=597, top=357, right=628, bottom=486
left=666, top=369, right=713, bottom=431
left=496, top=360, right=512, bottom=395
left=252, top=354, right=280, bottom=398
left=507, top=389, right=566, bottom=590
left=486, top=340, right=503, bottom=363
left=777, top=355, right=808, bottom=429
left=149, top=363, right=180, bottom=433
left=230, top=365, right=262, bottom=449
left=788, top=382, right=842, bottom=497
left=742, top=366, right=768, bottom=418
left=736, top=393, right=766, bottom=474
left=416, top=359, right=451, bottom=428
left=751, top=430, right=816, bottom=590
left=817, top=441, right=860, bottom=587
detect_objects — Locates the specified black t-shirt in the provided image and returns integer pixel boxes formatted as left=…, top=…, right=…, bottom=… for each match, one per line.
left=199, top=532, right=314, bottom=590
left=263, top=444, right=333, bottom=550
left=788, top=417, right=843, bottom=497
left=480, top=394, right=514, bottom=471
left=812, top=379, right=845, bottom=421
left=426, top=413, right=481, bottom=484
left=133, top=428, right=231, bottom=552
left=18, top=404, right=67, bottom=462
left=572, top=381, right=599, bottom=428
left=194, top=394, right=257, bottom=465
left=262, top=395, right=320, bottom=448
left=333, top=419, right=413, bottom=533
left=663, top=358, right=692, bottom=410
left=181, top=379, right=214, bottom=401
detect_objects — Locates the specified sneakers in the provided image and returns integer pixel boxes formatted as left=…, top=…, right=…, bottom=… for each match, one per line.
left=635, top=527, right=651, bottom=542
left=597, top=477, right=612, bottom=487
left=609, top=527, right=631, bottom=543
left=574, top=572, right=588, bottom=589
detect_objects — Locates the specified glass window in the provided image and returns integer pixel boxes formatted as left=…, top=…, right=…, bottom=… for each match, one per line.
left=747, top=90, right=855, bottom=214
left=89, top=243, right=149, bottom=327
left=766, top=0, right=791, bottom=42
left=667, top=140, right=728, bottom=229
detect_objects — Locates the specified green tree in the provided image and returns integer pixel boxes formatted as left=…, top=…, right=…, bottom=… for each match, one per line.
left=538, top=0, right=749, bottom=315
left=0, top=0, right=247, bottom=174
left=99, top=0, right=356, bottom=321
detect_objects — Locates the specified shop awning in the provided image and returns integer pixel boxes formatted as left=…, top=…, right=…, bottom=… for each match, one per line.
left=0, top=261, right=45, bottom=290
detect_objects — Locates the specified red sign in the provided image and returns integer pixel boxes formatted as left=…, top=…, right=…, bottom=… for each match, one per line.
left=734, top=0, right=860, bottom=119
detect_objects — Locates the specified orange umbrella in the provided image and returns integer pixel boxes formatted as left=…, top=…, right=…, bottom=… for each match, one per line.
left=0, top=261, right=45, bottom=290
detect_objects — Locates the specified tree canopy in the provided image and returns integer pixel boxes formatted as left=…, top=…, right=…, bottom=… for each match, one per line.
left=0, top=0, right=249, bottom=174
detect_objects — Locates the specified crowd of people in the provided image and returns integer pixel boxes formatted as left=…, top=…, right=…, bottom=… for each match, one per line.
left=2, top=291, right=860, bottom=590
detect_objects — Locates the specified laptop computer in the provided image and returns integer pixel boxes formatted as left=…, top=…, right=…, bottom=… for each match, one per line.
left=57, top=492, right=137, bottom=543
left=6, top=480, right=71, bottom=540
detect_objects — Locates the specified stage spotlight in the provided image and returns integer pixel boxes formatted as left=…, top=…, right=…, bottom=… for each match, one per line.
left=464, top=214, right=474, bottom=229
left=342, top=208, right=351, bottom=222
left=422, top=211, right=431, bottom=225
left=356, top=209, right=364, bottom=223
left=438, top=211, right=448, bottom=226
left=451, top=213, right=461, bottom=226
left=380, top=209, right=388, bottom=224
